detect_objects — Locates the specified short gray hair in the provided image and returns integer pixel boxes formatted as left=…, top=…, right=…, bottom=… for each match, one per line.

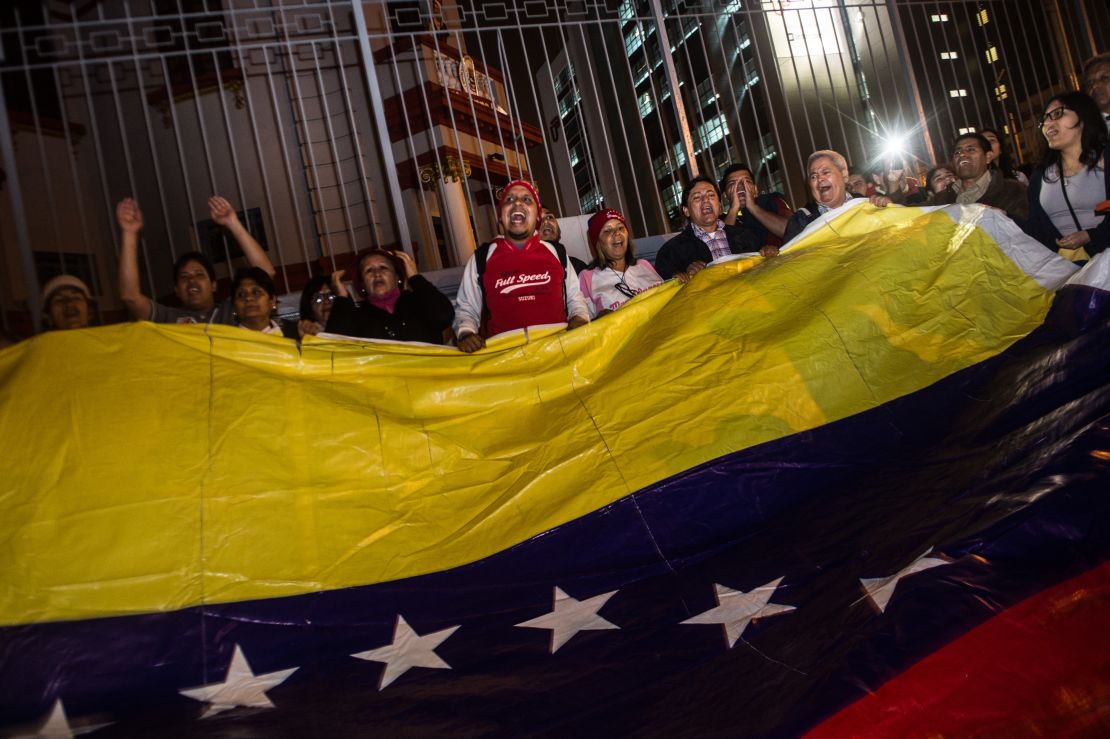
left=807, top=150, right=849, bottom=177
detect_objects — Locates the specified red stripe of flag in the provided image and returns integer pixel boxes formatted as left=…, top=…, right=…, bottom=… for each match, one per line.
left=808, top=562, right=1110, bottom=738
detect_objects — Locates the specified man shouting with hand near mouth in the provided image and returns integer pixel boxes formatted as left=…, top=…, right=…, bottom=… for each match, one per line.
left=454, top=179, right=589, bottom=352
left=654, top=176, right=762, bottom=282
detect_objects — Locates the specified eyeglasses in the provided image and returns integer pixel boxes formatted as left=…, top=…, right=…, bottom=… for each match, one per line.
left=1039, top=107, right=1070, bottom=127
left=312, top=293, right=336, bottom=305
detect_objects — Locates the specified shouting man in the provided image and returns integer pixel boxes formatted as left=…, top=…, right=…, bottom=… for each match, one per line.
left=454, top=180, right=588, bottom=352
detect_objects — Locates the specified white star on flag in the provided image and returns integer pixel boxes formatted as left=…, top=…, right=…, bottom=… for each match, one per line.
left=515, top=586, right=620, bottom=653
left=352, top=615, right=460, bottom=690
left=681, top=577, right=796, bottom=648
left=860, top=549, right=950, bottom=613
left=17, top=698, right=73, bottom=738
left=179, top=644, right=298, bottom=717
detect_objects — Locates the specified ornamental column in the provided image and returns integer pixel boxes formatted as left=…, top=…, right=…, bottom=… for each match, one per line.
left=420, top=156, right=476, bottom=266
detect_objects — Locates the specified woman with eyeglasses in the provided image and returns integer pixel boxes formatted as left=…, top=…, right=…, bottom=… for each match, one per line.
left=1026, top=91, right=1109, bottom=261
left=325, top=248, right=455, bottom=344
left=294, top=274, right=336, bottom=337
left=579, top=208, right=662, bottom=318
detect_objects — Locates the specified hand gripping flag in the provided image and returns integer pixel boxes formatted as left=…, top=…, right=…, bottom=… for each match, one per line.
left=1, top=202, right=1107, bottom=736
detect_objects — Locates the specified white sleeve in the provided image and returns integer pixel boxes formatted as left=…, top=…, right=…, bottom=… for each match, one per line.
left=562, top=254, right=590, bottom=323
left=453, top=251, right=483, bottom=338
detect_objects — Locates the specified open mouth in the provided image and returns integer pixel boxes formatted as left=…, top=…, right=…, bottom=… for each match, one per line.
left=509, top=212, right=527, bottom=226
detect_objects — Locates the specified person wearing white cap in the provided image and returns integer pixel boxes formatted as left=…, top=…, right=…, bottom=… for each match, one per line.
left=41, top=275, right=93, bottom=331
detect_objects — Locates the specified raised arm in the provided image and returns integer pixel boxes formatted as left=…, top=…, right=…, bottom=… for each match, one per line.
left=208, top=196, right=275, bottom=277
left=116, top=198, right=152, bottom=321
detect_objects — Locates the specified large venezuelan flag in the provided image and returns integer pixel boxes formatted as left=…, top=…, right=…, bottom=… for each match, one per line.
left=1, top=202, right=1107, bottom=736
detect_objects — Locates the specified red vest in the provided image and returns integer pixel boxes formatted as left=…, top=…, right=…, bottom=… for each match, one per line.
left=482, top=235, right=567, bottom=337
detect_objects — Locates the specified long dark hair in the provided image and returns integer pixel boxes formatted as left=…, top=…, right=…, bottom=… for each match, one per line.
left=979, top=127, right=1019, bottom=180
left=1037, top=92, right=1108, bottom=183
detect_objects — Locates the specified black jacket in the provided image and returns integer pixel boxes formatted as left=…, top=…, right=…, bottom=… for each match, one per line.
left=1024, top=143, right=1109, bottom=256
left=325, top=275, right=455, bottom=344
left=653, top=223, right=760, bottom=279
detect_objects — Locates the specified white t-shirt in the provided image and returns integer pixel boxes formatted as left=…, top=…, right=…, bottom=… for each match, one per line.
left=579, top=261, right=663, bottom=318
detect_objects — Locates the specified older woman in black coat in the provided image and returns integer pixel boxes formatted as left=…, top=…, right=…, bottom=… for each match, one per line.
left=326, top=248, right=454, bottom=344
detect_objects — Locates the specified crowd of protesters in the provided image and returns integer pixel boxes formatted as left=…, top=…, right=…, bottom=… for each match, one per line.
left=10, top=52, right=1108, bottom=350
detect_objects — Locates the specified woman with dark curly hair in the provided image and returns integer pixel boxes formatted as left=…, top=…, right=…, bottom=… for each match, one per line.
left=325, top=248, right=454, bottom=344
left=1025, top=91, right=1109, bottom=260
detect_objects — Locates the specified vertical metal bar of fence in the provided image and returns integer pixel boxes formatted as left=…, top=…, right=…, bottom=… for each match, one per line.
left=855, top=5, right=890, bottom=144
left=324, top=3, right=383, bottom=255
left=494, top=32, right=529, bottom=179
left=810, top=6, right=853, bottom=160
left=669, top=15, right=709, bottom=175
left=449, top=25, right=495, bottom=225
left=547, top=21, right=600, bottom=211
left=964, top=3, right=1004, bottom=135
left=171, top=0, right=232, bottom=268
left=1026, top=1, right=1064, bottom=112
left=831, top=1, right=871, bottom=167
left=743, top=12, right=802, bottom=203
left=774, top=9, right=819, bottom=175
left=573, top=22, right=624, bottom=213
left=48, top=60, right=102, bottom=320
left=593, top=16, right=649, bottom=229
left=910, top=5, right=952, bottom=163
left=649, top=0, right=697, bottom=179
left=469, top=27, right=516, bottom=213
left=674, top=15, right=718, bottom=176
left=0, top=63, right=42, bottom=332
left=258, top=44, right=317, bottom=272
left=794, top=8, right=834, bottom=149
left=279, top=29, right=335, bottom=260
left=156, top=53, right=204, bottom=263
left=14, top=8, right=66, bottom=298
left=121, top=1, right=180, bottom=268
left=221, top=10, right=293, bottom=285
left=307, top=40, right=359, bottom=257
left=716, top=16, right=757, bottom=174
left=510, top=21, right=565, bottom=202
left=351, top=0, right=411, bottom=253
left=422, top=27, right=483, bottom=253
left=407, top=28, right=455, bottom=253
left=381, top=34, right=437, bottom=266
left=688, top=15, right=732, bottom=177
left=631, top=15, right=682, bottom=220
left=996, top=0, right=1036, bottom=150
left=885, top=0, right=934, bottom=160
left=533, top=29, right=574, bottom=217
left=70, top=10, right=146, bottom=296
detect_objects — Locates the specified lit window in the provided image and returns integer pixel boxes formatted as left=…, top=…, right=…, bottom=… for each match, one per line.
left=638, top=91, right=655, bottom=118
left=625, top=25, right=644, bottom=57
left=697, top=114, right=730, bottom=149
left=619, top=0, right=634, bottom=22
left=994, top=84, right=1008, bottom=101
left=977, top=9, right=989, bottom=26
left=949, top=89, right=968, bottom=98
left=940, top=51, right=958, bottom=60
left=930, top=14, right=948, bottom=22
left=1002, top=125, right=1010, bottom=134
left=958, top=127, right=976, bottom=135
left=985, top=47, right=999, bottom=63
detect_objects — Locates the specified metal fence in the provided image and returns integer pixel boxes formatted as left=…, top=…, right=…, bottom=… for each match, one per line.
left=1, top=0, right=1105, bottom=333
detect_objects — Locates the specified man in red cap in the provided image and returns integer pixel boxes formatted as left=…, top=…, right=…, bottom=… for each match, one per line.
left=454, top=180, right=589, bottom=352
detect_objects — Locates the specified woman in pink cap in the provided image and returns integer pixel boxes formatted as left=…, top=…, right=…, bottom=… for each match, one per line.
left=579, top=208, right=662, bottom=318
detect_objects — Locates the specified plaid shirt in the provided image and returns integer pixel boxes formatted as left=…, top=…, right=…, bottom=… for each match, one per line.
left=691, top=220, right=731, bottom=261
